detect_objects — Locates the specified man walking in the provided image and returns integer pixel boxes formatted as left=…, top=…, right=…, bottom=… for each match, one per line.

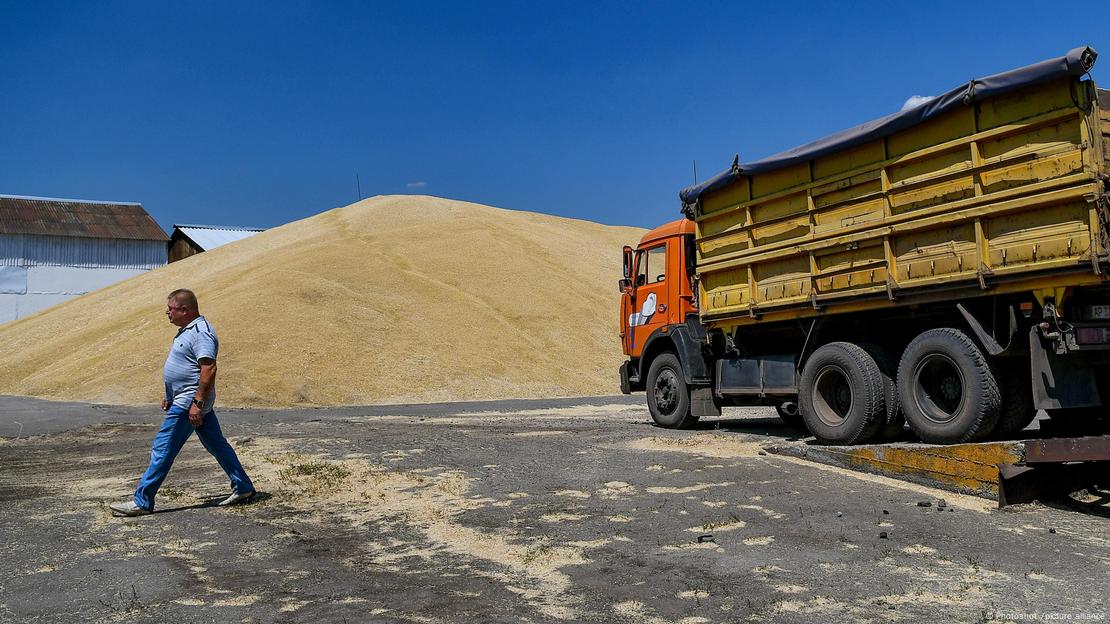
left=109, top=289, right=254, bottom=516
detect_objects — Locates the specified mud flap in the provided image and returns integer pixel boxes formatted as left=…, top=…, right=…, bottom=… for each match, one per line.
left=1029, top=328, right=1101, bottom=410
left=619, top=361, right=639, bottom=394
left=690, top=386, right=721, bottom=418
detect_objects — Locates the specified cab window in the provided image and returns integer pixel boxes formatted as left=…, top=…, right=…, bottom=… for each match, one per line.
left=637, top=245, right=666, bottom=285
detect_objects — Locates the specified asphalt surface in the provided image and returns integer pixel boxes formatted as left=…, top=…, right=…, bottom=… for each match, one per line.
left=1, top=395, right=1107, bottom=623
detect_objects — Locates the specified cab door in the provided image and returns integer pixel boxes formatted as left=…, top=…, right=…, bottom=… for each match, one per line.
left=628, top=242, right=670, bottom=357
left=620, top=246, right=635, bottom=356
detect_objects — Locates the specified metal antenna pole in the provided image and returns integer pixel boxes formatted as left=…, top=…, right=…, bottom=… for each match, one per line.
left=356, top=174, right=362, bottom=200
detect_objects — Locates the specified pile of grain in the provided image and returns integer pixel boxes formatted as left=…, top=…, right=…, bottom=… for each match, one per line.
left=0, top=196, right=645, bottom=407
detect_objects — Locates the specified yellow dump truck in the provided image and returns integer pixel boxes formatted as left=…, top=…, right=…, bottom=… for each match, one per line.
left=619, top=46, right=1110, bottom=444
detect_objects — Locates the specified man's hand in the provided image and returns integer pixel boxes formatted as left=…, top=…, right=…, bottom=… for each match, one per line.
left=188, top=402, right=204, bottom=427
left=161, top=398, right=170, bottom=411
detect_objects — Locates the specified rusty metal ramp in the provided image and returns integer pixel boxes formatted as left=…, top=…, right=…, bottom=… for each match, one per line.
left=767, top=435, right=1109, bottom=508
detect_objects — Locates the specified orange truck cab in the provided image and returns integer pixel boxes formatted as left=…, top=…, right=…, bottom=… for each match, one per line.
left=619, top=219, right=722, bottom=425
left=619, top=219, right=697, bottom=358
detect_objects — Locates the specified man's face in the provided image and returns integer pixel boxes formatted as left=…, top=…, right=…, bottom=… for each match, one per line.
left=165, top=298, right=193, bottom=327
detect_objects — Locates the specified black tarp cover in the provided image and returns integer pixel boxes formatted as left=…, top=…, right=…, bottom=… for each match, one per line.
left=679, top=46, right=1098, bottom=213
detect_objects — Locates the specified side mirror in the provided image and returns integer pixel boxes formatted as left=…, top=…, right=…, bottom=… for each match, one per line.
left=622, top=246, right=633, bottom=279
left=618, top=278, right=632, bottom=292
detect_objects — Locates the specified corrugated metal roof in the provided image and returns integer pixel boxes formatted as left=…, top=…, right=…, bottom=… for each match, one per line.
left=0, top=195, right=169, bottom=241
left=172, top=224, right=265, bottom=251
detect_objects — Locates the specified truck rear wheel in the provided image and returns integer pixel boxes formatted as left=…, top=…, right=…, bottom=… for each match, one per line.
left=646, top=352, right=698, bottom=429
left=798, top=342, right=885, bottom=445
left=897, top=328, right=1001, bottom=444
left=991, top=360, right=1037, bottom=438
left=858, top=343, right=906, bottom=441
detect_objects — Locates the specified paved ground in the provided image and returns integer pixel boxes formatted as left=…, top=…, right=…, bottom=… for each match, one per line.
left=1, top=395, right=1107, bottom=623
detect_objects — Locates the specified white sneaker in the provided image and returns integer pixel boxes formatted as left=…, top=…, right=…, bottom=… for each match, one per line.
left=218, top=491, right=255, bottom=506
left=109, top=501, right=151, bottom=517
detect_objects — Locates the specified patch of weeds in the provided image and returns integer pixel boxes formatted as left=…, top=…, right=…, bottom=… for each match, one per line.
left=520, top=538, right=554, bottom=566
left=159, top=487, right=186, bottom=501
left=680, top=580, right=713, bottom=606
left=262, top=452, right=297, bottom=465
left=521, top=544, right=551, bottom=565
left=702, top=511, right=743, bottom=531
left=435, top=472, right=468, bottom=496
left=278, top=461, right=351, bottom=493
left=98, top=584, right=143, bottom=614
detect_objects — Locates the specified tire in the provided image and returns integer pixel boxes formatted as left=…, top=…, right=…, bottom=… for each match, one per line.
left=991, top=360, right=1037, bottom=439
left=775, top=401, right=804, bottom=427
left=798, top=342, right=885, bottom=445
left=858, top=343, right=906, bottom=441
left=646, top=352, right=698, bottom=429
left=897, top=328, right=1001, bottom=444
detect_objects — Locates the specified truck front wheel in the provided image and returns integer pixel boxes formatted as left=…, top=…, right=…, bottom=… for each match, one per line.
left=646, top=352, right=698, bottom=429
left=897, top=328, right=1001, bottom=444
left=798, top=342, right=885, bottom=445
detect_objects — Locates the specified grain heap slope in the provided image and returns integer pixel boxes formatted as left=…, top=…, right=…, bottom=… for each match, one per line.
left=0, top=195, right=645, bottom=406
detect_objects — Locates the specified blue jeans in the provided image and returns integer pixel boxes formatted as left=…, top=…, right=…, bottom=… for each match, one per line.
left=133, top=406, right=254, bottom=511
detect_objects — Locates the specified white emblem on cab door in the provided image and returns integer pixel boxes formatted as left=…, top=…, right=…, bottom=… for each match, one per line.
left=628, top=292, right=657, bottom=327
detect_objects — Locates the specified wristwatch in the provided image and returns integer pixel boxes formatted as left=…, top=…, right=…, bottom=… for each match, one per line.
left=192, top=398, right=204, bottom=408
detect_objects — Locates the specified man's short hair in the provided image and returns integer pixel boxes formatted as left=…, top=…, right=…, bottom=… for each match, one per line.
left=168, top=289, right=199, bottom=311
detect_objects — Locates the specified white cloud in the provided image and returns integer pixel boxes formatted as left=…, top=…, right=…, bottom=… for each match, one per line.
left=901, top=95, right=936, bottom=111
left=406, top=181, right=427, bottom=189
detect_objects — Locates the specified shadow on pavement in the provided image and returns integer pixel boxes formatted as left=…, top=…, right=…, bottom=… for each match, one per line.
left=148, top=491, right=272, bottom=515
left=1049, top=485, right=1110, bottom=518
left=692, top=416, right=807, bottom=439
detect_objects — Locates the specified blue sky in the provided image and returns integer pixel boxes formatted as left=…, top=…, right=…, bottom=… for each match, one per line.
left=1, top=1, right=1108, bottom=232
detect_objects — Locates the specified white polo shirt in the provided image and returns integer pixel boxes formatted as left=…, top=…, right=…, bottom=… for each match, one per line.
left=163, top=316, right=219, bottom=413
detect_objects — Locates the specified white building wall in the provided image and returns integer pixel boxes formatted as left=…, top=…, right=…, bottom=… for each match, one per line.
left=0, top=234, right=166, bottom=324
left=0, top=294, right=17, bottom=323
left=25, top=265, right=148, bottom=294
left=0, top=266, right=27, bottom=294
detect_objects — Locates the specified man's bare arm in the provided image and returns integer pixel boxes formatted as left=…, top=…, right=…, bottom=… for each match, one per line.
left=188, top=358, right=217, bottom=426
left=196, top=358, right=217, bottom=403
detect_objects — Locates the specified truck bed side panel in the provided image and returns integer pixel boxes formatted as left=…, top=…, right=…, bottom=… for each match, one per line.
left=696, top=79, right=1109, bottom=328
